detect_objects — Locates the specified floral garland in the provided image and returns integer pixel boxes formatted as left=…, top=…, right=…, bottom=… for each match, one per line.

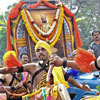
left=21, top=5, right=64, bottom=47
left=7, top=0, right=57, bottom=50
left=26, top=9, right=60, bottom=36
left=21, top=9, right=39, bottom=42
left=50, top=6, right=64, bottom=47
left=24, top=8, right=58, bottom=41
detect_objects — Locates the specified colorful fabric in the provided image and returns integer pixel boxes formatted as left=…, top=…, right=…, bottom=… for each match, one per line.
left=41, top=87, right=46, bottom=100
left=67, top=68, right=79, bottom=79
left=22, top=85, right=58, bottom=100
left=35, top=40, right=52, bottom=55
left=21, top=72, right=28, bottom=84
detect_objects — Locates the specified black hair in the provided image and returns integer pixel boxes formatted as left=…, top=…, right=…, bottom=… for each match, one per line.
left=20, top=53, right=28, bottom=59
left=92, top=31, right=100, bottom=36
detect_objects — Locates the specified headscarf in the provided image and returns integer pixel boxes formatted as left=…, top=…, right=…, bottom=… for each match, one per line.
left=35, top=40, right=52, bottom=56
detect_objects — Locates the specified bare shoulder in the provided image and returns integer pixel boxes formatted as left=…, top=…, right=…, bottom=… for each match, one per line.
left=23, top=62, right=38, bottom=73
left=23, top=62, right=37, bottom=68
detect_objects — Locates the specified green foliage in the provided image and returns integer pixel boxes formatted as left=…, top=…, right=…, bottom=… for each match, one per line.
left=0, top=28, right=6, bottom=62
left=96, top=85, right=100, bottom=92
left=63, top=0, right=100, bottom=49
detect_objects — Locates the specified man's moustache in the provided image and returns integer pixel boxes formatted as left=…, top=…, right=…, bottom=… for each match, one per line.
left=24, top=60, right=28, bottom=61
left=39, top=54, right=45, bottom=57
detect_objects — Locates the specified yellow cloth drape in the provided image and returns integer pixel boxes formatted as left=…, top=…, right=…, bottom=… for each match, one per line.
left=52, top=67, right=69, bottom=88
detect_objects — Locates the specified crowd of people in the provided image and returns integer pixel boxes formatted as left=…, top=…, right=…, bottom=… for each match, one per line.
left=0, top=30, right=100, bottom=100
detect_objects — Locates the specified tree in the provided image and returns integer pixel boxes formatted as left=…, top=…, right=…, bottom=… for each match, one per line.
left=62, top=0, right=100, bottom=49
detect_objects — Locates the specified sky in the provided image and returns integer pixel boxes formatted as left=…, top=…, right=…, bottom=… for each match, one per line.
left=0, top=0, right=20, bottom=13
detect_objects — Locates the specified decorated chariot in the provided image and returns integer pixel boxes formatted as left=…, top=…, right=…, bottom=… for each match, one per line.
left=1, top=0, right=99, bottom=100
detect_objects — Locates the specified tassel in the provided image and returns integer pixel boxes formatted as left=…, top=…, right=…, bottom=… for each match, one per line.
left=75, top=48, right=96, bottom=73
left=47, top=96, right=52, bottom=100
left=3, top=51, right=22, bottom=70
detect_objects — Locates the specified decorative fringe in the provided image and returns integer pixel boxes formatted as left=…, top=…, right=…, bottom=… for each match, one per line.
left=47, top=96, right=52, bottom=100
left=3, top=51, right=22, bottom=70
left=75, top=48, right=96, bottom=73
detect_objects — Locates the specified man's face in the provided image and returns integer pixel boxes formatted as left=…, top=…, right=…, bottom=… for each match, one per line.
left=93, top=32, right=100, bottom=41
left=21, top=54, right=29, bottom=64
left=41, top=15, right=47, bottom=23
left=36, top=47, right=49, bottom=61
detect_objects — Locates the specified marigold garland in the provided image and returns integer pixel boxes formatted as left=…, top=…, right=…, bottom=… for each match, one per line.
left=25, top=8, right=58, bottom=41
left=26, top=9, right=60, bottom=36
left=21, top=9, right=40, bottom=43
left=7, top=0, right=57, bottom=50
left=50, top=6, right=64, bottom=47
left=7, top=0, right=82, bottom=51
left=21, top=5, right=64, bottom=47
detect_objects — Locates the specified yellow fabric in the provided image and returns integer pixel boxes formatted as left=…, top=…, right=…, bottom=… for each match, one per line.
left=22, top=88, right=41, bottom=98
left=3, top=51, right=16, bottom=63
left=22, top=85, right=58, bottom=99
left=35, top=40, right=52, bottom=56
left=87, top=95, right=100, bottom=100
left=52, top=85, right=58, bottom=99
left=52, top=67, right=69, bottom=88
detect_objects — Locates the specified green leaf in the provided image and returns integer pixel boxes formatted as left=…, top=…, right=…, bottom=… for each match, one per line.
left=0, top=27, right=2, bottom=31
left=76, top=18, right=84, bottom=22
left=96, top=85, right=100, bottom=92
left=0, top=20, right=5, bottom=25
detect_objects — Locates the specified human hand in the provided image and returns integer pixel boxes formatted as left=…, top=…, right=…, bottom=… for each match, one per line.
left=49, top=54, right=63, bottom=66
left=81, top=82, right=91, bottom=91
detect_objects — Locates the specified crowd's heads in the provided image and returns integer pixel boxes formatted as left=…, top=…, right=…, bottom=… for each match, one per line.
left=20, top=53, right=29, bottom=64
left=92, top=31, right=100, bottom=41
left=92, top=31, right=100, bottom=36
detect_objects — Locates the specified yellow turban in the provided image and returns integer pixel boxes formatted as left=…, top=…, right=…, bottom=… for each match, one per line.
left=35, top=40, right=52, bottom=56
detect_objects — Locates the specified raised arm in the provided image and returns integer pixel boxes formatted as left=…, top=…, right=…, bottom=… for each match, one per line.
left=0, top=67, right=18, bottom=74
left=49, top=54, right=100, bottom=72
left=49, top=55, right=80, bottom=70
left=0, top=62, right=36, bottom=74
